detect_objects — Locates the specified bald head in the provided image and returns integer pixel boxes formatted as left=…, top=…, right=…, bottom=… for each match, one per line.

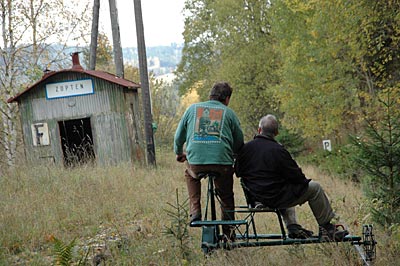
left=259, top=114, right=279, bottom=137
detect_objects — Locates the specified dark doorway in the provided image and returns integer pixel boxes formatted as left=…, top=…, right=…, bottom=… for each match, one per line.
left=59, top=118, right=95, bottom=167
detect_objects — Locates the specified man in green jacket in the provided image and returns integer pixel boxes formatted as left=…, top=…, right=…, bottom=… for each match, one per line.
left=174, top=82, right=244, bottom=240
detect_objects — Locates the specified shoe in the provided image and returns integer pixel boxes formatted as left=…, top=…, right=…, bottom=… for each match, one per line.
left=222, top=236, right=236, bottom=250
left=287, top=224, right=314, bottom=239
left=189, top=213, right=201, bottom=226
left=223, top=225, right=236, bottom=242
left=253, top=201, right=266, bottom=209
left=319, top=223, right=349, bottom=241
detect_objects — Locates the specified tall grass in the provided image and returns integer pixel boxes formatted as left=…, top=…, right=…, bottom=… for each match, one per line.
left=0, top=150, right=396, bottom=265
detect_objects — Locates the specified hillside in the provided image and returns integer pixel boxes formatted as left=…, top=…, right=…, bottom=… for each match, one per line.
left=123, top=44, right=182, bottom=76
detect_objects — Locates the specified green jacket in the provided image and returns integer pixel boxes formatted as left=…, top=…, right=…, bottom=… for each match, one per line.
left=174, top=100, right=244, bottom=165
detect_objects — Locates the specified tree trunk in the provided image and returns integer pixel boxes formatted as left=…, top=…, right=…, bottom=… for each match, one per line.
left=89, top=0, right=100, bottom=70
left=108, top=0, right=124, bottom=77
left=133, top=0, right=156, bottom=166
left=0, top=0, right=17, bottom=167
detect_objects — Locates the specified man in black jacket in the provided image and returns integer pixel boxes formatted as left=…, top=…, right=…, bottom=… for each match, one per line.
left=236, top=114, right=349, bottom=241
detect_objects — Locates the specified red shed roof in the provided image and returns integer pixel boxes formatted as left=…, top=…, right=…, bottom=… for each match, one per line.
left=8, top=53, right=140, bottom=103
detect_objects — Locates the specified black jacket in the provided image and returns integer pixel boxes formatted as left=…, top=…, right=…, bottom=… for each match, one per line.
left=235, top=134, right=310, bottom=208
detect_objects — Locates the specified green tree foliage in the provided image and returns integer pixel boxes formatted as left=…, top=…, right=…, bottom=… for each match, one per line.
left=177, top=0, right=217, bottom=95
left=270, top=0, right=362, bottom=141
left=276, top=126, right=305, bottom=157
left=93, top=34, right=114, bottom=69
left=83, top=32, right=114, bottom=72
left=163, top=189, right=190, bottom=261
left=150, top=78, right=182, bottom=148
left=270, top=0, right=400, bottom=144
left=177, top=0, right=280, bottom=136
left=178, top=0, right=400, bottom=146
left=124, top=64, right=140, bottom=81
left=358, top=0, right=400, bottom=93
left=351, top=88, right=400, bottom=227
left=269, top=1, right=400, bottom=225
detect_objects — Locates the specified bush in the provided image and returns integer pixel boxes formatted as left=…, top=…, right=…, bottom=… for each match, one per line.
left=298, top=144, right=360, bottom=181
left=350, top=88, right=400, bottom=227
left=276, top=127, right=305, bottom=157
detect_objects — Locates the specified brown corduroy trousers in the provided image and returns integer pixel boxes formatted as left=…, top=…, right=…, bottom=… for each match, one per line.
left=185, top=164, right=235, bottom=239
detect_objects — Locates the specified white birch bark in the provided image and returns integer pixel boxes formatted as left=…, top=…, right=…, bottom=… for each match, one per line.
left=0, top=0, right=91, bottom=169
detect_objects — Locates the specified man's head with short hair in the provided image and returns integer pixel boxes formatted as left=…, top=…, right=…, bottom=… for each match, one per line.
left=209, top=82, right=233, bottom=102
left=258, top=114, right=279, bottom=137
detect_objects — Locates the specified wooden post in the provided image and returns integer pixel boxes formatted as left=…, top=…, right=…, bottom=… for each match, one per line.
left=89, top=0, right=100, bottom=70
left=133, top=0, right=156, bottom=166
left=108, top=0, right=124, bottom=77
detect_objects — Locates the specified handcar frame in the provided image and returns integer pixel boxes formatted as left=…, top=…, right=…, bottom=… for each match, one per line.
left=190, top=172, right=377, bottom=265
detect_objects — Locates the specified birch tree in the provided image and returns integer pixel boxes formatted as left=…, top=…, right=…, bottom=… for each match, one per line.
left=0, top=0, right=91, bottom=169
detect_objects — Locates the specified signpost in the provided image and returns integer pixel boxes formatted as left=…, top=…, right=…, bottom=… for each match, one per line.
left=322, top=139, right=332, bottom=151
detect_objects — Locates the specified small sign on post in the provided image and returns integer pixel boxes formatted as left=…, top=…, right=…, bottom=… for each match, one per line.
left=322, top=139, right=332, bottom=151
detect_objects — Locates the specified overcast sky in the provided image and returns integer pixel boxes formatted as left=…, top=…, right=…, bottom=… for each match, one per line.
left=99, top=0, right=185, bottom=47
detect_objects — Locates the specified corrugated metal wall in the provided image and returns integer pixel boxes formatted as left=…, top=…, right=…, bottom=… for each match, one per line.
left=18, top=72, right=144, bottom=166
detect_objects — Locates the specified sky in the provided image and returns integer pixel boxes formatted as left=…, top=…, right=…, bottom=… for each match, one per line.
left=99, top=0, right=185, bottom=47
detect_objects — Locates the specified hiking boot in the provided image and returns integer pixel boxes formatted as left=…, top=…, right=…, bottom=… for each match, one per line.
left=319, top=223, right=349, bottom=241
left=223, top=225, right=236, bottom=242
left=222, top=236, right=236, bottom=250
left=189, top=213, right=201, bottom=226
left=253, top=201, right=266, bottom=209
left=287, top=224, right=314, bottom=239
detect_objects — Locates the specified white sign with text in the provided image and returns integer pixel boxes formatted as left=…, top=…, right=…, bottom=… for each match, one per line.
left=46, top=79, right=94, bottom=99
left=322, top=139, right=332, bottom=151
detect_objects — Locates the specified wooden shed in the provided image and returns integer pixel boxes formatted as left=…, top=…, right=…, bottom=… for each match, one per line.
left=8, top=52, right=145, bottom=166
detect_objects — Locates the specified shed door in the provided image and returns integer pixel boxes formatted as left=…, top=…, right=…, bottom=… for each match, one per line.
left=58, top=118, right=95, bottom=166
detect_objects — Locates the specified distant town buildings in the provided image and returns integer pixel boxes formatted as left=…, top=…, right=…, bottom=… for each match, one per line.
left=155, top=73, right=176, bottom=84
left=122, top=44, right=182, bottom=77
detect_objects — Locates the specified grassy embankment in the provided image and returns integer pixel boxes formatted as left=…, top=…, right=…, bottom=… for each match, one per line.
left=0, top=150, right=397, bottom=265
